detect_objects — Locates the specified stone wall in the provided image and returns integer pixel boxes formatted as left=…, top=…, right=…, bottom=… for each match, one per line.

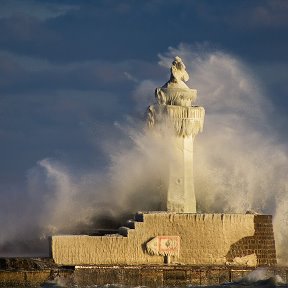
left=70, top=265, right=287, bottom=287
left=51, top=213, right=277, bottom=266
left=1, top=265, right=287, bottom=286
left=226, top=215, right=276, bottom=265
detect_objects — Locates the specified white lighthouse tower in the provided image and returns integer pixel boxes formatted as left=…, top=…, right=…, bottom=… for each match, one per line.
left=147, top=56, right=205, bottom=212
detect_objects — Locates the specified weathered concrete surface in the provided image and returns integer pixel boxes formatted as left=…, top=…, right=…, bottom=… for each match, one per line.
left=51, top=213, right=277, bottom=266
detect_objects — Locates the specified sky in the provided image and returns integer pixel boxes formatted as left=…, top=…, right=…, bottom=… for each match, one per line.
left=0, top=0, right=288, bottom=256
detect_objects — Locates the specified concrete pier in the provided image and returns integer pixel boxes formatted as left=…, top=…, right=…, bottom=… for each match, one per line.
left=51, top=212, right=277, bottom=267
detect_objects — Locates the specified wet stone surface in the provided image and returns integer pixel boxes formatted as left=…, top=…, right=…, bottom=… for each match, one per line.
left=0, top=258, right=287, bottom=287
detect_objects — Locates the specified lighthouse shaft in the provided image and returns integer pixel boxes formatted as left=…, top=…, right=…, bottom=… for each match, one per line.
left=147, top=56, right=205, bottom=213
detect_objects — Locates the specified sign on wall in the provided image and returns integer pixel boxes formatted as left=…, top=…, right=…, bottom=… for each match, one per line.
left=146, top=236, right=180, bottom=256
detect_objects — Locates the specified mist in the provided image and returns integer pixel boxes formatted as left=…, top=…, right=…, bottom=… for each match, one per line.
left=1, top=44, right=288, bottom=265
left=158, top=44, right=288, bottom=264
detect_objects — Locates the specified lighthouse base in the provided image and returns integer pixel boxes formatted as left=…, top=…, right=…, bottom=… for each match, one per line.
left=51, top=212, right=277, bottom=267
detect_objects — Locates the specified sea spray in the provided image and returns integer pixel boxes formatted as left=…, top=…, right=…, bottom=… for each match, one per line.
left=27, top=45, right=288, bottom=265
left=27, top=122, right=172, bottom=237
left=1, top=44, right=287, bottom=264
left=156, top=44, right=288, bottom=265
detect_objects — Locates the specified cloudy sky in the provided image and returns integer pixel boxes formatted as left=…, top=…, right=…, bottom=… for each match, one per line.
left=0, top=0, right=288, bottom=256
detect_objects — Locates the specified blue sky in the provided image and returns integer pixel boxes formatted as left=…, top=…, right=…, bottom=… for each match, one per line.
left=0, top=0, right=288, bottom=255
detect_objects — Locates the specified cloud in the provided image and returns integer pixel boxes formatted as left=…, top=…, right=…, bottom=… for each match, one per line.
left=0, top=0, right=79, bottom=21
left=0, top=48, right=163, bottom=195
left=0, top=50, right=160, bottom=92
left=132, top=80, right=160, bottom=112
left=1, top=0, right=287, bottom=66
left=214, top=0, right=288, bottom=30
left=251, top=0, right=288, bottom=28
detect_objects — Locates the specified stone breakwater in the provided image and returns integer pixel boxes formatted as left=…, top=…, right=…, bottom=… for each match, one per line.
left=52, top=213, right=277, bottom=266
left=70, top=265, right=288, bottom=287
left=0, top=258, right=65, bottom=286
left=0, top=259, right=287, bottom=287
left=0, top=213, right=279, bottom=286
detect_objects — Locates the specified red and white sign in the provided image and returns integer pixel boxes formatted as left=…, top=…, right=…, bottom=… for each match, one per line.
left=146, top=235, right=180, bottom=256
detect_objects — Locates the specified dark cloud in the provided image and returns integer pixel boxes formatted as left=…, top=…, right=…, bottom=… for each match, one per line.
left=1, top=0, right=287, bottom=62
left=0, top=0, right=79, bottom=20
left=243, top=0, right=288, bottom=28
left=0, top=51, right=163, bottom=93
